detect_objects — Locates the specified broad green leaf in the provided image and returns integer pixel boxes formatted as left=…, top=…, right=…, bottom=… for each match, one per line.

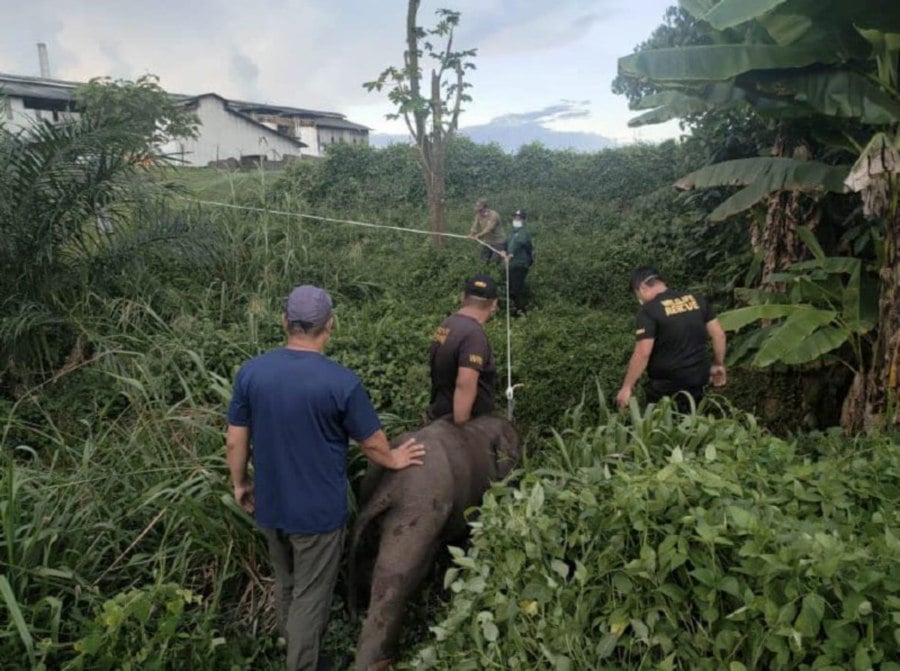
left=718, top=303, right=831, bottom=331
left=796, top=226, right=825, bottom=261
left=779, top=325, right=850, bottom=365
left=629, top=94, right=719, bottom=127
left=794, top=593, right=826, bottom=637
left=791, top=257, right=860, bottom=274
left=618, top=44, right=841, bottom=83
left=756, top=69, right=900, bottom=124
left=679, top=0, right=717, bottom=20
left=727, top=324, right=777, bottom=365
left=701, top=0, right=791, bottom=31
left=629, top=84, right=794, bottom=127
left=676, top=158, right=850, bottom=223
left=754, top=309, right=839, bottom=366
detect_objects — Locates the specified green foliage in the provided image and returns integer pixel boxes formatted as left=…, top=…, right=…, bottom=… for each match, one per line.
left=721, top=228, right=879, bottom=370
left=0, top=133, right=834, bottom=669
left=408, top=397, right=900, bottom=669
left=65, top=584, right=223, bottom=671
left=0, top=76, right=202, bottom=385
left=675, top=158, right=851, bottom=222
left=76, top=75, right=199, bottom=156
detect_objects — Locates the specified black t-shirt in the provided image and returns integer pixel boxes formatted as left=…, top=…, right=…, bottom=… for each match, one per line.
left=635, top=289, right=716, bottom=387
left=428, top=313, right=496, bottom=419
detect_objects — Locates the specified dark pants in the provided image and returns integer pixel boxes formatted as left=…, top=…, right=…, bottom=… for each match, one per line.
left=646, top=379, right=704, bottom=413
left=508, top=265, right=529, bottom=314
left=480, top=241, right=505, bottom=264
left=262, top=527, right=345, bottom=671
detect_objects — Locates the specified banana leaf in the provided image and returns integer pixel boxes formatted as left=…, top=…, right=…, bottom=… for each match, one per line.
left=618, top=44, right=841, bottom=83
left=754, top=307, right=838, bottom=366
left=628, top=84, right=796, bottom=127
left=674, top=157, right=850, bottom=221
left=718, top=303, right=835, bottom=331
left=774, top=325, right=851, bottom=365
left=754, top=69, right=900, bottom=125
left=698, top=0, right=791, bottom=31
left=727, top=323, right=776, bottom=365
left=841, top=262, right=880, bottom=333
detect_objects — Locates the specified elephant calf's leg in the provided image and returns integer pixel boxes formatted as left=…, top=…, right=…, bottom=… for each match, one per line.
left=354, top=520, right=441, bottom=670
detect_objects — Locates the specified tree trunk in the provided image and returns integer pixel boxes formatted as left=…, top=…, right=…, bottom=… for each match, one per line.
left=863, top=211, right=900, bottom=428
left=760, top=190, right=820, bottom=289
left=758, top=138, right=820, bottom=289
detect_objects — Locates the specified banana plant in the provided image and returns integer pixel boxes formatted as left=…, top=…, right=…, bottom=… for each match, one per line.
left=617, top=0, right=900, bottom=429
left=719, top=228, right=879, bottom=373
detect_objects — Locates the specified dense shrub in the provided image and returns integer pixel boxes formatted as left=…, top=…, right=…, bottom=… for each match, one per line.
left=410, top=399, right=900, bottom=670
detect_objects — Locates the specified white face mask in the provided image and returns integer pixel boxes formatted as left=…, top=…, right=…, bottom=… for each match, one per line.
left=512, top=220, right=523, bottom=229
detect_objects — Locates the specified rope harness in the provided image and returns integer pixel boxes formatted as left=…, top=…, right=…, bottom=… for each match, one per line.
left=183, top=198, right=519, bottom=419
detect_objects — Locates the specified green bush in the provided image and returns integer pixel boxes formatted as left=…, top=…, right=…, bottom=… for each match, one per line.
left=409, top=398, right=900, bottom=670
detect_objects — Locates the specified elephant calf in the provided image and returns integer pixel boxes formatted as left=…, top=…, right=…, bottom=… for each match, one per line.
left=348, top=415, right=520, bottom=670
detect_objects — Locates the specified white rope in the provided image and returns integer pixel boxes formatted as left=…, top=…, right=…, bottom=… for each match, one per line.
left=182, top=197, right=518, bottom=420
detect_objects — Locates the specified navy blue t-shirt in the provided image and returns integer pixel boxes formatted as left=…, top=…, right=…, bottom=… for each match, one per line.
left=227, top=348, right=381, bottom=534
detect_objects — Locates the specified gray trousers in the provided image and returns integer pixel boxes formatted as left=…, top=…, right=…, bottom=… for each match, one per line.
left=262, top=527, right=345, bottom=671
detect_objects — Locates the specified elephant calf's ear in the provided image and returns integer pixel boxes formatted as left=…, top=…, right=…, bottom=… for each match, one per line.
left=493, top=427, right=521, bottom=478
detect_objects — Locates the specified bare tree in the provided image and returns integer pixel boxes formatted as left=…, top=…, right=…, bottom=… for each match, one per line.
left=365, top=0, right=476, bottom=243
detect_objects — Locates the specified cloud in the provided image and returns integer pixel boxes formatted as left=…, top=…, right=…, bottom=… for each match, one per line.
left=451, top=0, right=617, bottom=54
left=488, top=101, right=592, bottom=127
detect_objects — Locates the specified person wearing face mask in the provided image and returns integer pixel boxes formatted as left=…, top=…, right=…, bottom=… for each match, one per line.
left=616, top=267, right=727, bottom=412
left=501, top=209, right=534, bottom=316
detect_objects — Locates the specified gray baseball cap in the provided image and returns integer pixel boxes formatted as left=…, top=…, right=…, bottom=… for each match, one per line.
left=284, top=285, right=333, bottom=326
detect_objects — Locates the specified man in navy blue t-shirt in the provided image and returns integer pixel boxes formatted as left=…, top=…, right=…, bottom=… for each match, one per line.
left=226, top=285, right=425, bottom=671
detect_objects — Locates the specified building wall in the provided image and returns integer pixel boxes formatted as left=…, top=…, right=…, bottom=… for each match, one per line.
left=2, top=95, right=80, bottom=132
left=161, top=96, right=301, bottom=166
left=317, top=127, right=368, bottom=154
left=298, top=123, right=320, bottom=157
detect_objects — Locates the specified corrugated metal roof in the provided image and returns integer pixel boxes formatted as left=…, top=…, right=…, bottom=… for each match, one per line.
left=0, top=72, right=369, bottom=133
left=0, top=72, right=78, bottom=101
left=229, top=101, right=371, bottom=132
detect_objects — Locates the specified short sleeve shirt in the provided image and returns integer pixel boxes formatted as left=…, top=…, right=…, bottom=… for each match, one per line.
left=428, top=313, right=496, bottom=419
left=227, top=348, right=381, bottom=534
left=635, top=289, right=716, bottom=386
left=471, top=209, right=505, bottom=245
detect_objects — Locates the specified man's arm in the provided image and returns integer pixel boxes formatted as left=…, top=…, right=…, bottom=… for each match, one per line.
left=225, top=424, right=254, bottom=513
left=469, top=213, right=482, bottom=236
left=706, top=318, right=727, bottom=387
left=358, top=430, right=425, bottom=469
left=453, top=366, right=480, bottom=423
left=616, top=339, right=654, bottom=408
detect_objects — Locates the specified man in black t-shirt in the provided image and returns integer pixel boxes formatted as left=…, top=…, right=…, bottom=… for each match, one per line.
left=616, top=267, right=727, bottom=412
left=428, top=275, right=499, bottom=423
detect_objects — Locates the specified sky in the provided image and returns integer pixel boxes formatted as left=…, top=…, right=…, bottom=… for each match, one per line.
left=0, top=0, right=682, bottom=145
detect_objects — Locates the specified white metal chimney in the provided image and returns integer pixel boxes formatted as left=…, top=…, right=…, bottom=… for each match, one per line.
left=37, top=43, right=51, bottom=78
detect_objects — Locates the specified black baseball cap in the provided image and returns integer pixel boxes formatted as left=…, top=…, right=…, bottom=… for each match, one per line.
left=464, top=274, right=499, bottom=299
left=514, top=209, right=527, bottom=219
left=630, top=266, right=662, bottom=291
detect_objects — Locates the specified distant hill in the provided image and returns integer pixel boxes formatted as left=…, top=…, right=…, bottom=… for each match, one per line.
left=371, top=122, right=616, bottom=153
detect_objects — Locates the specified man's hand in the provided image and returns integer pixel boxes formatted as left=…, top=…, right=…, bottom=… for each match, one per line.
left=616, top=386, right=632, bottom=409
left=387, top=437, right=425, bottom=469
left=234, top=481, right=255, bottom=513
left=710, top=364, right=727, bottom=387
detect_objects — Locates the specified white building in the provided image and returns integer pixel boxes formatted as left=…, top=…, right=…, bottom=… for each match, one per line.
left=162, top=93, right=305, bottom=166
left=0, top=72, right=370, bottom=166
left=0, top=73, right=80, bottom=130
